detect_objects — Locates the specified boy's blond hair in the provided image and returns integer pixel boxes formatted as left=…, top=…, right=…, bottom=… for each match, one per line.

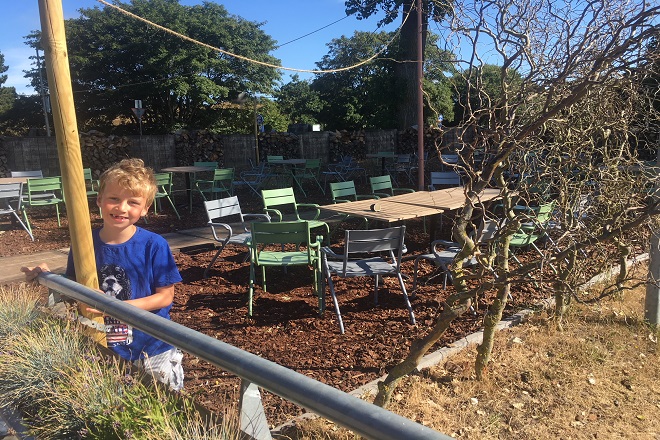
left=98, top=158, right=157, bottom=207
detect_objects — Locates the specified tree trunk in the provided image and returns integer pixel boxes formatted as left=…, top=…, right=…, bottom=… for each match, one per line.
left=475, top=235, right=512, bottom=380
left=373, top=296, right=472, bottom=407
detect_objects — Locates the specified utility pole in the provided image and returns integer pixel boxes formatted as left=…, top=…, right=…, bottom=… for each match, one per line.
left=38, top=0, right=105, bottom=345
left=35, top=47, right=51, bottom=137
left=416, top=0, right=425, bottom=191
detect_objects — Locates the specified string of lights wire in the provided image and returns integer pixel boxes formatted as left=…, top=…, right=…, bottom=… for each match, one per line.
left=96, top=0, right=411, bottom=75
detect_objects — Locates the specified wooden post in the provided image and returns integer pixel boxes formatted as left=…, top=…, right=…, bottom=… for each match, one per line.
left=38, top=0, right=106, bottom=345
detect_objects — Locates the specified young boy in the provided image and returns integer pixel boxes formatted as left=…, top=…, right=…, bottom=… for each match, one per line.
left=22, top=158, right=184, bottom=390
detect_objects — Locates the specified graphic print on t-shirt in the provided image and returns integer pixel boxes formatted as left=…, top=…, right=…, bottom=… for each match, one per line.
left=99, top=264, right=133, bottom=346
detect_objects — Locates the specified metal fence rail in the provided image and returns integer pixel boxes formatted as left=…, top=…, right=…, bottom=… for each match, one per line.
left=38, top=272, right=452, bottom=440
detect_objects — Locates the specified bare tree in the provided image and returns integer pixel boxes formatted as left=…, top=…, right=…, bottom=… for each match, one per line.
left=374, top=0, right=660, bottom=407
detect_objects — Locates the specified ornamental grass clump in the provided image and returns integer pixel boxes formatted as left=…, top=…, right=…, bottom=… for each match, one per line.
left=0, top=283, right=45, bottom=341
left=0, top=283, right=240, bottom=439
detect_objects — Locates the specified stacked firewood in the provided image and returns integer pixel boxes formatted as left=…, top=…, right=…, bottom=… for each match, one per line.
left=80, top=130, right=131, bottom=178
left=397, top=126, right=444, bottom=154
left=257, top=131, right=299, bottom=158
left=328, top=129, right=365, bottom=160
left=174, top=130, right=223, bottom=165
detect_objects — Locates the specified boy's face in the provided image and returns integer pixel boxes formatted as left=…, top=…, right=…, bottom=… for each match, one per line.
left=97, top=181, right=149, bottom=231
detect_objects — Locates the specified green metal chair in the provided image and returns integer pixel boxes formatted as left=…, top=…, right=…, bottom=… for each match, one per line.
left=328, top=180, right=379, bottom=228
left=22, top=176, right=65, bottom=235
left=261, top=187, right=330, bottom=243
left=195, top=168, right=235, bottom=201
left=153, top=172, right=181, bottom=219
left=246, top=221, right=322, bottom=316
left=369, top=175, right=415, bottom=198
left=292, top=159, right=325, bottom=196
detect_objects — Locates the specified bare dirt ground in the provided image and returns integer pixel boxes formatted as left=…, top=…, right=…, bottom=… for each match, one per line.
left=0, top=188, right=613, bottom=430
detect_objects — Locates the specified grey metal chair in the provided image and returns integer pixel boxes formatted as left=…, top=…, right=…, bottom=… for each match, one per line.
left=203, top=196, right=270, bottom=278
left=321, top=225, right=415, bottom=334
left=0, top=182, right=33, bottom=241
left=428, top=171, right=462, bottom=190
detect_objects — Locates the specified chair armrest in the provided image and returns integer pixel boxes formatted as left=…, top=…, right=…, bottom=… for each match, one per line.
left=356, top=194, right=379, bottom=200
left=208, top=221, right=232, bottom=242
left=296, top=203, right=321, bottom=219
left=263, top=208, right=283, bottom=222
left=393, top=188, right=416, bottom=194
left=372, top=192, right=391, bottom=198
left=321, top=246, right=342, bottom=259
left=333, top=199, right=350, bottom=204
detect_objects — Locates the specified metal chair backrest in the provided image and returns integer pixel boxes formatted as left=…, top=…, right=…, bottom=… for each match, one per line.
left=429, top=171, right=462, bottom=189
left=154, top=172, right=174, bottom=192
left=329, top=180, right=358, bottom=202
left=261, top=187, right=298, bottom=215
left=193, top=161, right=218, bottom=169
left=267, top=155, right=284, bottom=162
left=339, top=226, right=406, bottom=275
left=11, top=170, right=43, bottom=178
left=25, top=177, right=63, bottom=203
left=212, top=168, right=235, bottom=181
left=0, top=182, right=24, bottom=212
left=204, top=195, right=244, bottom=223
left=369, top=175, right=395, bottom=195
left=250, top=221, right=315, bottom=265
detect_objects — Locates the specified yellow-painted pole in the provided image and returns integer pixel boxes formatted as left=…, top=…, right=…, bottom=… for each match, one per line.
left=38, top=0, right=106, bottom=346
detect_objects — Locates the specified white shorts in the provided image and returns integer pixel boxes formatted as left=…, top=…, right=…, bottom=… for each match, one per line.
left=137, top=347, right=184, bottom=391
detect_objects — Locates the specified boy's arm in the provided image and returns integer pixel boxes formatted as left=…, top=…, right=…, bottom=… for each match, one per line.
left=125, top=284, right=175, bottom=312
left=21, top=263, right=51, bottom=281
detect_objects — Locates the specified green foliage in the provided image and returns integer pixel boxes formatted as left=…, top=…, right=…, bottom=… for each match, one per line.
left=27, top=0, right=281, bottom=133
left=0, top=94, right=46, bottom=136
left=274, top=74, right=323, bottom=126
left=0, top=51, right=7, bottom=86
left=311, top=30, right=454, bottom=130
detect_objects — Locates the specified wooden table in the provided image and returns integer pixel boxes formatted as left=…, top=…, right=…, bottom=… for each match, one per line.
left=0, top=177, right=29, bottom=184
left=161, top=165, right=215, bottom=212
left=320, top=186, right=503, bottom=242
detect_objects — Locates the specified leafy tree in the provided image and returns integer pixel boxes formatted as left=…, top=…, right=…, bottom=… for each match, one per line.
left=310, top=30, right=453, bottom=130
left=344, top=0, right=451, bottom=129
left=373, top=0, right=660, bottom=408
left=273, top=74, right=323, bottom=127
left=0, top=51, right=17, bottom=116
left=0, top=95, right=44, bottom=136
left=27, top=0, right=281, bottom=133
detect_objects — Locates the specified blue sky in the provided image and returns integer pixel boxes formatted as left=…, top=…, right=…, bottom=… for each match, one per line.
left=1, top=0, right=400, bottom=95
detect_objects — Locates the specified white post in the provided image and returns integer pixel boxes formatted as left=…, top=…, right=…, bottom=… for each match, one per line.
left=646, top=230, right=660, bottom=325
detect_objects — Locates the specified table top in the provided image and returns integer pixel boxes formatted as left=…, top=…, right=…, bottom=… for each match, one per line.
left=0, top=177, right=28, bottom=184
left=366, top=152, right=397, bottom=158
left=268, top=159, right=307, bottom=165
left=319, top=187, right=503, bottom=223
left=161, top=166, right=215, bottom=173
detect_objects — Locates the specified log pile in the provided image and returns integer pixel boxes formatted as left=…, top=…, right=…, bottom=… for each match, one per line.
left=0, top=141, right=9, bottom=177
left=328, top=129, right=365, bottom=161
left=257, top=131, right=299, bottom=158
left=174, top=130, right=224, bottom=165
left=80, top=130, right=132, bottom=178
left=397, top=126, right=444, bottom=154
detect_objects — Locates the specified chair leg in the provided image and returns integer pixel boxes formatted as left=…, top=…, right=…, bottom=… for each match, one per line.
left=373, top=275, right=379, bottom=304
left=203, top=243, right=227, bottom=279
left=55, top=204, right=61, bottom=227
left=167, top=196, right=181, bottom=220
left=324, top=266, right=345, bottom=334
left=396, top=273, right=416, bottom=325
left=22, top=209, right=32, bottom=235
left=13, top=211, right=33, bottom=241
left=248, top=263, right=256, bottom=316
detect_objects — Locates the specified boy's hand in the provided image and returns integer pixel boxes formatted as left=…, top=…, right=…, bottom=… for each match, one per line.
left=20, top=263, right=51, bottom=282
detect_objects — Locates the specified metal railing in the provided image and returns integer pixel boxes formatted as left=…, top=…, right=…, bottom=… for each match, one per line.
left=38, top=272, right=452, bottom=440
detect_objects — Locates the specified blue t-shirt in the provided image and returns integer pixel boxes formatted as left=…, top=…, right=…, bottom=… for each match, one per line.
left=66, top=227, right=183, bottom=361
